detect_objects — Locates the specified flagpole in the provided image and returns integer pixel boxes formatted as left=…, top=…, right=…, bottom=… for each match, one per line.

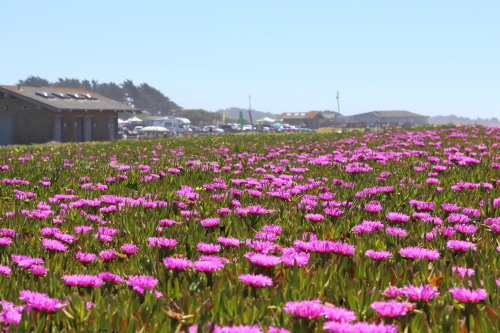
left=248, top=94, right=254, bottom=128
left=336, top=91, right=340, bottom=115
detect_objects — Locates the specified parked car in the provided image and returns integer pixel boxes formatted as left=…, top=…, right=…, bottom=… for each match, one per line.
left=242, top=125, right=255, bottom=131
left=204, top=126, right=224, bottom=133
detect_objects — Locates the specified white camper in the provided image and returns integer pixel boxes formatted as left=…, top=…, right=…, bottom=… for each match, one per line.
left=145, top=117, right=191, bottom=134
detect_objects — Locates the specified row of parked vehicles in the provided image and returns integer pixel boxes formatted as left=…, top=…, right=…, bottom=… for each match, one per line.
left=118, top=117, right=258, bottom=139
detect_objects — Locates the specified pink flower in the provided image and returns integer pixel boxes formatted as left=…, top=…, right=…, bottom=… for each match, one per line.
left=452, top=266, right=475, bottom=278
left=42, top=238, right=67, bottom=252
left=163, top=257, right=193, bottom=270
left=365, top=250, right=392, bottom=260
left=19, top=290, right=66, bottom=312
left=197, top=242, right=221, bottom=253
left=29, top=265, right=47, bottom=276
left=399, top=246, right=440, bottom=260
left=385, top=227, right=408, bottom=237
left=305, top=213, right=325, bottom=222
left=97, top=272, right=124, bottom=283
left=0, top=301, right=23, bottom=325
left=0, top=237, right=13, bottom=246
left=217, top=236, right=241, bottom=247
left=446, top=240, right=477, bottom=252
left=99, top=249, right=117, bottom=260
left=364, top=201, right=383, bottom=212
left=370, top=300, right=409, bottom=317
left=200, top=217, right=220, bottom=227
left=0, top=265, right=11, bottom=275
left=449, top=287, right=488, bottom=303
left=238, top=273, right=273, bottom=287
left=62, top=274, right=104, bottom=287
left=402, top=284, right=439, bottom=301
left=75, top=251, right=97, bottom=263
left=148, top=237, right=178, bottom=248
left=386, top=212, right=410, bottom=222
left=126, top=275, right=158, bottom=295
left=283, top=300, right=325, bottom=319
left=324, top=322, right=398, bottom=333
left=193, top=260, right=224, bottom=272
left=382, top=285, right=404, bottom=298
left=158, top=219, right=178, bottom=226
left=121, top=243, right=138, bottom=254
left=246, top=253, right=282, bottom=267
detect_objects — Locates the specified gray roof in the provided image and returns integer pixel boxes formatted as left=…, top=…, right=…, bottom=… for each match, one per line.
left=355, top=110, right=428, bottom=118
left=0, top=85, right=139, bottom=113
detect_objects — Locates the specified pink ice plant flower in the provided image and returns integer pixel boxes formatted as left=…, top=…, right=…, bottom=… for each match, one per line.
left=121, top=243, right=138, bottom=254
left=324, top=321, right=398, bottom=333
left=200, top=217, right=220, bottom=227
left=0, top=301, right=23, bottom=325
left=0, top=265, right=11, bottom=275
left=305, top=213, right=325, bottom=222
left=238, top=273, right=273, bottom=287
left=449, top=287, right=488, bottom=303
left=158, top=219, right=178, bottom=226
left=62, top=274, right=104, bottom=287
left=0, top=237, right=13, bottom=246
left=19, top=290, right=66, bottom=312
left=246, top=252, right=282, bottom=267
left=197, top=242, right=221, bottom=253
left=11, top=255, right=44, bottom=268
left=42, top=238, right=68, bottom=252
left=163, top=257, right=193, bottom=270
left=217, top=236, right=241, bottom=247
left=385, top=227, right=408, bottom=237
left=452, top=266, right=475, bottom=278
left=148, top=237, right=178, bottom=248
left=29, top=265, right=47, bottom=276
left=321, top=305, right=357, bottom=322
left=97, top=272, right=124, bottom=283
left=386, top=212, right=410, bottom=222
left=382, top=285, right=404, bottom=298
left=99, top=249, right=117, bottom=260
left=370, top=300, right=410, bottom=317
left=283, top=300, right=325, bottom=319
left=126, top=275, right=158, bottom=295
left=446, top=240, right=477, bottom=251
left=402, top=284, right=439, bottom=301
left=193, top=260, right=224, bottom=272
left=365, top=249, right=392, bottom=260
left=75, top=251, right=97, bottom=263
left=399, top=246, right=440, bottom=260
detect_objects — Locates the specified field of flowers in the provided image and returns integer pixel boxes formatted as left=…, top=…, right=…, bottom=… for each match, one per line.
left=0, top=126, right=498, bottom=332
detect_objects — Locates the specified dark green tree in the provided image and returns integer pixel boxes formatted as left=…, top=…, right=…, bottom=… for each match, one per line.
left=17, top=76, right=50, bottom=87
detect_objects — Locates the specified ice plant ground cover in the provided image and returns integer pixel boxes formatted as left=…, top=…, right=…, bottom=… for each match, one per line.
left=0, top=126, right=499, bottom=332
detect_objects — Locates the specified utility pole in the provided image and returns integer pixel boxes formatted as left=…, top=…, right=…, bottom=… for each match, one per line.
left=336, top=91, right=341, bottom=115
left=248, top=94, right=254, bottom=128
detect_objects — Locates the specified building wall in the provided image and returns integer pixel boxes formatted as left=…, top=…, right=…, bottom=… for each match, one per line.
left=60, top=112, right=118, bottom=142
left=0, top=96, right=119, bottom=145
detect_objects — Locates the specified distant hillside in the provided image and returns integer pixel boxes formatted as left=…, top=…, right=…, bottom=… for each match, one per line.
left=216, top=107, right=278, bottom=122
left=428, top=115, right=500, bottom=126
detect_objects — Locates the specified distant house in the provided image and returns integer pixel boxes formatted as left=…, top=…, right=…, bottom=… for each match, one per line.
left=345, top=110, right=428, bottom=128
left=0, top=85, right=138, bottom=146
left=278, top=111, right=324, bottom=129
left=319, top=111, right=346, bottom=127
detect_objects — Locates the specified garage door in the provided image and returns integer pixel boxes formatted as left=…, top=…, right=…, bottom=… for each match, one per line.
left=0, top=116, right=13, bottom=146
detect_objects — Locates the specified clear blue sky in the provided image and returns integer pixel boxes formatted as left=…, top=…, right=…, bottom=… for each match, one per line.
left=2, top=1, right=499, bottom=118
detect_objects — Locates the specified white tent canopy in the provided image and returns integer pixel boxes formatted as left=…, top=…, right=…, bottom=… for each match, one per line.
left=139, top=126, right=169, bottom=132
left=256, top=117, right=276, bottom=123
left=127, top=117, right=143, bottom=123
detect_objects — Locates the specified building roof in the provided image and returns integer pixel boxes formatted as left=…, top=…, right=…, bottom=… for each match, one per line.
left=0, top=85, right=139, bottom=113
left=355, top=110, right=428, bottom=118
left=278, top=111, right=324, bottom=119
